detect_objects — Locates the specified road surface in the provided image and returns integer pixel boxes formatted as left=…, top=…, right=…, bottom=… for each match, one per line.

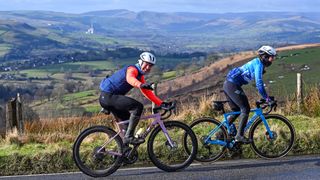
left=1, top=155, right=320, bottom=180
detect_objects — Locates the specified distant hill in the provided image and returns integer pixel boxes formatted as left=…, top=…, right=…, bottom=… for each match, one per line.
left=1, top=10, right=320, bottom=61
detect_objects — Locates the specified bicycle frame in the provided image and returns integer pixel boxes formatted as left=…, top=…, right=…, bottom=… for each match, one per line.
left=204, top=107, right=274, bottom=146
left=98, top=112, right=176, bottom=156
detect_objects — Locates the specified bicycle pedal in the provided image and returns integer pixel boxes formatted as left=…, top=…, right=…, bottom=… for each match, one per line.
left=123, top=146, right=132, bottom=155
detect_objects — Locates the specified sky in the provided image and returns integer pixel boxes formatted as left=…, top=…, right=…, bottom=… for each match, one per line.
left=0, top=0, right=319, bottom=14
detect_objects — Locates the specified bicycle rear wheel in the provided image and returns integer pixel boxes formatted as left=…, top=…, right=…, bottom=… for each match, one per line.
left=73, top=126, right=123, bottom=177
left=186, top=117, right=227, bottom=162
left=249, top=114, right=295, bottom=159
left=147, top=121, right=197, bottom=172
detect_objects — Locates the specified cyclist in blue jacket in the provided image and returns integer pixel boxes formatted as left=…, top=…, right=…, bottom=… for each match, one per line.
left=223, top=45, right=277, bottom=143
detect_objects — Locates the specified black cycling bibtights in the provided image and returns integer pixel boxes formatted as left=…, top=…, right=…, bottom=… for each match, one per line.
left=223, top=80, right=250, bottom=136
left=99, top=92, right=143, bottom=122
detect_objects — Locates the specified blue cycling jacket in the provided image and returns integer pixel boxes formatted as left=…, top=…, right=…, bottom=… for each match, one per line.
left=226, top=57, right=268, bottom=99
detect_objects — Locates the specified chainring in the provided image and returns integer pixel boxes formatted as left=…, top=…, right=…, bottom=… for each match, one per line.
left=123, top=147, right=138, bottom=165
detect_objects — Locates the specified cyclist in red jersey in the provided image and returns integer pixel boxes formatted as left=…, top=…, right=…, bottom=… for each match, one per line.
left=99, top=52, right=168, bottom=145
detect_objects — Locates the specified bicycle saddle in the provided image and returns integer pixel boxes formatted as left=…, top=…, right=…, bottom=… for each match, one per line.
left=212, top=101, right=228, bottom=111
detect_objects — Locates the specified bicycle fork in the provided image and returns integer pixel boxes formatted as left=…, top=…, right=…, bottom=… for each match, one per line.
left=158, top=121, right=177, bottom=149
left=259, top=115, right=274, bottom=139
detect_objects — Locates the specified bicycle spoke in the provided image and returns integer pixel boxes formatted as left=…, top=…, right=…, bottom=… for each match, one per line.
left=148, top=121, right=197, bottom=172
left=73, top=126, right=123, bottom=177
left=250, top=115, right=295, bottom=159
left=153, top=127, right=188, bottom=164
left=188, top=118, right=227, bottom=162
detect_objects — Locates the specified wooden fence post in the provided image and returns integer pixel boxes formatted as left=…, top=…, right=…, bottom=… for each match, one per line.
left=297, top=73, right=303, bottom=112
left=0, top=106, right=5, bottom=137
left=6, top=98, right=16, bottom=134
left=5, top=93, right=24, bottom=136
left=16, top=93, right=24, bottom=134
left=152, top=83, right=158, bottom=114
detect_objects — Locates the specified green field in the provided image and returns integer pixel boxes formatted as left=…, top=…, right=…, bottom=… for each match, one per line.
left=163, top=71, right=177, bottom=79
left=62, top=90, right=97, bottom=104
left=264, top=47, right=320, bottom=96
left=0, top=44, right=11, bottom=57
left=14, top=56, right=191, bottom=80
left=21, top=61, right=115, bottom=76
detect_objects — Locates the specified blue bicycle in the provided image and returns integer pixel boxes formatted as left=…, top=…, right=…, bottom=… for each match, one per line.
left=185, top=97, right=295, bottom=162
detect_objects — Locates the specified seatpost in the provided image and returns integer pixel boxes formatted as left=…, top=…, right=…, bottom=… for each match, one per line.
left=222, top=105, right=226, bottom=114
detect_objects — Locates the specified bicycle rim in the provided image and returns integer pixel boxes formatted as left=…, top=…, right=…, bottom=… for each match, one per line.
left=187, top=117, right=227, bottom=162
left=73, top=126, right=123, bottom=177
left=148, top=121, right=197, bottom=172
left=250, top=114, right=295, bottom=159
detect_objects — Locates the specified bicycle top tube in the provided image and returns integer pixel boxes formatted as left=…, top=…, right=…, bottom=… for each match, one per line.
left=223, top=107, right=263, bottom=118
left=216, top=97, right=277, bottom=119
left=116, top=112, right=162, bottom=126
left=115, top=101, right=176, bottom=125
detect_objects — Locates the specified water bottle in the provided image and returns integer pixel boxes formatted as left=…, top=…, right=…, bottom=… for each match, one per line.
left=229, top=123, right=237, bottom=137
left=135, top=128, right=144, bottom=138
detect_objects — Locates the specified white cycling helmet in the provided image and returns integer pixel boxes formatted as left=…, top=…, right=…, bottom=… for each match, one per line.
left=138, top=52, right=156, bottom=66
left=258, top=45, right=277, bottom=56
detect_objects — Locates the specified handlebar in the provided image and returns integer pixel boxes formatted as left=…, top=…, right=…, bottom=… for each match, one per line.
left=255, top=96, right=277, bottom=115
left=153, top=101, right=176, bottom=120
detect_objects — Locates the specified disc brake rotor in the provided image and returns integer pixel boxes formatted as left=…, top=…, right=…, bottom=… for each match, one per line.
left=266, top=131, right=278, bottom=141
left=165, top=140, right=178, bottom=151
left=93, top=146, right=106, bottom=161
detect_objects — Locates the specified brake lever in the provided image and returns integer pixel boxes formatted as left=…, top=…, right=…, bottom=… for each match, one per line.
left=160, top=101, right=176, bottom=119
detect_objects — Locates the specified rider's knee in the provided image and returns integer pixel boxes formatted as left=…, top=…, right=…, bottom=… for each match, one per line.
left=132, top=102, right=144, bottom=116
left=240, top=107, right=250, bottom=114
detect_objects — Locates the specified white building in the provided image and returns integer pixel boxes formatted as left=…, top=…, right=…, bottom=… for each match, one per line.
left=86, top=23, right=94, bottom=34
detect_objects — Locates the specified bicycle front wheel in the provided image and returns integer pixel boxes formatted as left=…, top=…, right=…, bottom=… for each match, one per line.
left=187, top=117, right=227, bottom=162
left=147, top=121, right=197, bottom=172
left=249, top=114, right=295, bottom=159
left=73, top=126, right=123, bottom=177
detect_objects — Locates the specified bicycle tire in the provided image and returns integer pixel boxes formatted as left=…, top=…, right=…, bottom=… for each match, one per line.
left=249, top=114, right=295, bottom=159
left=73, top=126, right=123, bottom=177
left=147, top=121, right=198, bottom=172
left=186, top=117, right=228, bottom=162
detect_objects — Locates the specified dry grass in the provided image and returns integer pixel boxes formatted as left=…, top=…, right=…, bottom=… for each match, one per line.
left=174, top=94, right=218, bottom=123
left=16, top=85, right=319, bottom=144
left=283, top=85, right=320, bottom=117
left=25, top=114, right=114, bottom=134
left=301, top=86, right=320, bottom=117
left=5, top=114, right=116, bottom=145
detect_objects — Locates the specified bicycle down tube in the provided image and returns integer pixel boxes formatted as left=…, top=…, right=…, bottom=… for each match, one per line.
left=102, top=112, right=176, bottom=156
left=205, top=107, right=274, bottom=146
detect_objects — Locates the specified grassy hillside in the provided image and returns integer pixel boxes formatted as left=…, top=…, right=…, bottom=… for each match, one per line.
left=1, top=44, right=319, bottom=118
left=264, top=47, right=320, bottom=96
left=4, top=45, right=317, bottom=117
left=157, top=44, right=320, bottom=103
left=0, top=56, right=191, bottom=117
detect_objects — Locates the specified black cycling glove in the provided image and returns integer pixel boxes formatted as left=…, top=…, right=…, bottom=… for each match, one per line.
left=140, top=83, right=154, bottom=90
